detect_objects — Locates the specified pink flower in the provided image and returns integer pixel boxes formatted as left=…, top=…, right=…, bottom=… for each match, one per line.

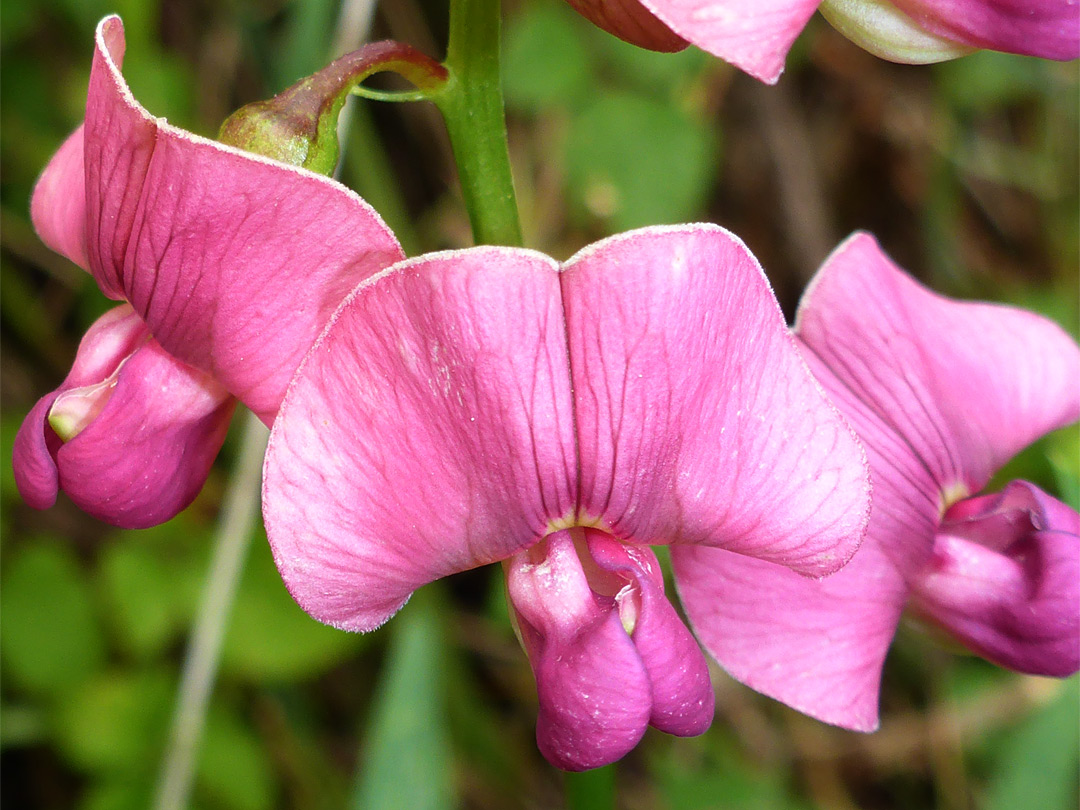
left=565, top=0, right=1079, bottom=83
left=672, top=233, right=1079, bottom=731
left=14, top=17, right=404, bottom=527
left=262, top=225, right=873, bottom=769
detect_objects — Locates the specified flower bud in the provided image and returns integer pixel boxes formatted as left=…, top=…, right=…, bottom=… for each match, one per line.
left=218, top=42, right=449, bottom=175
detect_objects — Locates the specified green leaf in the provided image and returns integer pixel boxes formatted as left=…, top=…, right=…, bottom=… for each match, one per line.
left=274, top=0, right=337, bottom=86
left=79, top=779, right=155, bottom=810
left=195, top=705, right=276, bottom=810
left=1, top=413, right=22, bottom=512
left=984, top=678, right=1080, bottom=810
left=351, top=594, right=452, bottom=810
left=1, top=542, right=107, bottom=694
left=0, top=703, right=48, bottom=748
left=654, top=733, right=810, bottom=810
left=566, top=765, right=616, bottom=810
left=220, top=533, right=362, bottom=682
left=100, top=516, right=220, bottom=660
left=503, top=2, right=593, bottom=111
left=0, top=0, right=36, bottom=47
left=99, top=540, right=180, bottom=660
left=589, top=27, right=708, bottom=94
left=54, top=669, right=173, bottom=773
left=564, top=91, right=717, bottom=231
left=1047, top=424, right=1080, bottom=510
left=935, top=52, right=1051, bottom=114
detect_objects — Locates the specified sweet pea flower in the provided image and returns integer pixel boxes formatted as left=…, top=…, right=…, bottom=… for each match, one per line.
left=565, top=0, right=1079, bottom=83
left=14, top=16, right=404, bottom=527
left=672, top=233, right=1079, bottom=731
left=263, top=224, right=873, bottom=769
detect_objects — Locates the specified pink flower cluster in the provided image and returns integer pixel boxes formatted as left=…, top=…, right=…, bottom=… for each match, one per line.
left=16, top=16, right=1079, bottom=771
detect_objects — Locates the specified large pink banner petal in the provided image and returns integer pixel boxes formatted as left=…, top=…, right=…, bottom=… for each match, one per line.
left=263, top=248, right=578, bottom=632
left=83, top=16, right=404, bottom=420
left=796, top=233, right=1080, bottom=511
left=561, top=225, right=870, bottom=576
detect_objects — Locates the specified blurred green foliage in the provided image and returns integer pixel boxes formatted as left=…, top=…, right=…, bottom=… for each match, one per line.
left=1, top=541, right=107, bottom=694
left=2, top=0, right=1078, bottom=808
left=351, top=596, right=451, bottom=810
left=504, top=2, right=717, bottom=233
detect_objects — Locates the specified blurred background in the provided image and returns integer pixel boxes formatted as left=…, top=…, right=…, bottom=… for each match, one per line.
left=1, top=1, right=1077, bottom=808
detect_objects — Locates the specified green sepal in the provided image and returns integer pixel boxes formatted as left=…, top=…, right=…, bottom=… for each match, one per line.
left=218, top=41, right=449, bottom=176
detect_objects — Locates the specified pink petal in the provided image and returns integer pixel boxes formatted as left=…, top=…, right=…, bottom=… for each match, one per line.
left=796, top=232, right=1080, bottom=521
left=13, top=395, right=66, bottom=511
left=13, top=305, right=234, bottom=528
left=563, top=0, right=689, bottom=51
left=14, top=306, right=148, bottom=508
left=672, top=540, right=906, bottom=731
left=911, top=481, right=1080, bottom=676
left=83, top=16, right=404, bottom=420
left=672, top=346, right=942, bottom=730
left=891, top=0, right=1079, bottom=60
left=507, top=530, right=653, bottom=771
left=641, top=0, right=822, bottom=83
left=561, top=225, right=870, bottom=576
left=586, top=532, right=714, bottom=735
left=30, top=125, right=90, bottom=271
left=263, top=249, right=578, bottom=632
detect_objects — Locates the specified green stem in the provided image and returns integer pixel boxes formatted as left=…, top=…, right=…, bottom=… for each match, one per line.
left=434, top=0, right=523, bottom=247
left=152, top=411, right=269, bottom=810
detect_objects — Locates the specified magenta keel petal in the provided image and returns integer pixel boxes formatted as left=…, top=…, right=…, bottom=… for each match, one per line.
left=507, top=531, right=654, bottom=770
left=56, top=341, right=235, bottom=528
left=13, top=396, right=64, bottom=511
left=14, top=305, right=149, bottom=511
left=507, top=529, right=713, bottom=769
left=13, top=305, right=235, bottom=528
left=911, top=481, right=1080, bottom=676
left=586, top=532, right=714, bottom=735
